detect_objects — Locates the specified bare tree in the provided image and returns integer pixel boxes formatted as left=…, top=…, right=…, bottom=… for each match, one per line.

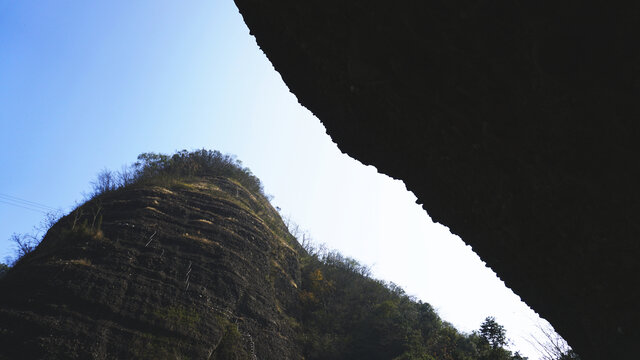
left=282, top=215, right=320, bottom=255
left=6, top=209, right=62, bottom=266
left=39, top=210, right=62, bottom=235
left=90, top=200, right=103, bottom=230
left=91, top=168, right=117, bottom=196
left=528, top=321, right=580, bottom=360
left=72, top=207, right=84, bottom=230
left=117, top=164, right=136, bottom=187
left=10, top=233, right=38, bottom=261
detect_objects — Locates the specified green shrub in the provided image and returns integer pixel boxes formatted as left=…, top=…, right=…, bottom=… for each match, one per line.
left=90, top=149, right=264, bottom=198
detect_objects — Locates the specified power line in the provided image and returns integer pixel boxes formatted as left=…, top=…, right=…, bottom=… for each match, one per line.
left=0, top=192, right=56, bottom=210
left=0, top=199, right=48, bottom=214
left=0, top=192, right=56, bottom=211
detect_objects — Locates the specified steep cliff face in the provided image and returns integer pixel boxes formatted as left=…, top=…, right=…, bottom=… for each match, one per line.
left=0, top=177, right=303, bottom=359
left=0, top=172, right=519, bottom=360
left=232, top=1, right=639, bottom=358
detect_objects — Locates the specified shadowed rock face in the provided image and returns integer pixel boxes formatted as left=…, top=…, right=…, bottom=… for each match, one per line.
left=0, top=177, right=303, bottom=359
left=233, top=1, right=639, bottom=358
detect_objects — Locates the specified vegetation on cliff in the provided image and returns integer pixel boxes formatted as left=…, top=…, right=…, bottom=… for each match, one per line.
left=0, top=151, right=294, bottom=359
left=92, top=149, right=264, bottom=197
left=295, top=244, right=529, bottom=360
left=1, top=150, right=575, bottom=359
left=3, top=149, right=265, bottom=268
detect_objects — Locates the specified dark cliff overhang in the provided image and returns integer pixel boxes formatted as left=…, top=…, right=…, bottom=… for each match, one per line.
left=233, top=1, right=639, bottom=358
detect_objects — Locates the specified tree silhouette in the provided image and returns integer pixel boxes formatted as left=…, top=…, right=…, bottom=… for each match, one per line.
left=479, top=317, right=507, bottom=349
left=0, top=263, right=9, bottom=279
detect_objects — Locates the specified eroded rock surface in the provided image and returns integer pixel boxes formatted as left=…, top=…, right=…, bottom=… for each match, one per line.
left=0, top=177, right=302, bottom=359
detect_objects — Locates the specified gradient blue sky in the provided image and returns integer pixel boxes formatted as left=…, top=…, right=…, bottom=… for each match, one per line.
left=0, top=1, right=563, bottom=358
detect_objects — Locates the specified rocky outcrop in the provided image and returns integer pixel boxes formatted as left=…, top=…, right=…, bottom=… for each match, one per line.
left=0, top=177, right=303, bottom=359
left=233, top=1, right=639, bottom=358
left=1, top=169, right=536, bottom=359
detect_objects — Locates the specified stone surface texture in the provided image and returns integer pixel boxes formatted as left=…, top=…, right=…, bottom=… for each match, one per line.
left=0, top=177, right=303, bottom=359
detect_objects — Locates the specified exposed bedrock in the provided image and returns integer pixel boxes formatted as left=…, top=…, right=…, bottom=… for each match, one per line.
left=233, top=1, right=639, bottom=358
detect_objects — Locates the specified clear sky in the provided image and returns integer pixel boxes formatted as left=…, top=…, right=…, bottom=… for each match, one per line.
left=0, top=1, right=564, bottom=358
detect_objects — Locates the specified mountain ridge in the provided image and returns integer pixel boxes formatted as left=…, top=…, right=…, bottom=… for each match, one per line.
left=1, top=175, right=302, bottom=359
left=0, top=150, right=535, bottom=359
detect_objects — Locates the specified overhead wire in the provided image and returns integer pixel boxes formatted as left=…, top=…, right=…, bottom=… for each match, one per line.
left=0, top=192, right=56, bottom=211
left=0, top=198, right=48, bottom=214
left=0, top=192, right=57, bottom=214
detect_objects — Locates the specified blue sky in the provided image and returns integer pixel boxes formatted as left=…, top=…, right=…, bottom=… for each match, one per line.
left=0, top=1, right=564, bottom=358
